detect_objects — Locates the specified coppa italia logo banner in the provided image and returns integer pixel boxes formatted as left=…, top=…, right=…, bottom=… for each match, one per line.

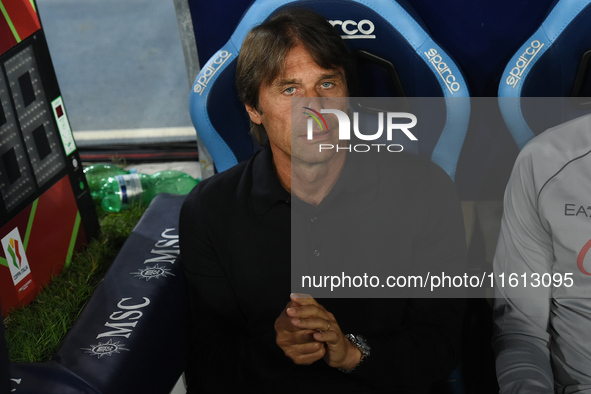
left=303, top=107, right=417, bottom=152
left=1, top=228, right=35, bottom=300
left=7, top=237, right=22, bottom=269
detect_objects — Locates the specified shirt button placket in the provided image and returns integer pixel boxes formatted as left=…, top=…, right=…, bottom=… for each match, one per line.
left=310, top=216, right=320, bottom=257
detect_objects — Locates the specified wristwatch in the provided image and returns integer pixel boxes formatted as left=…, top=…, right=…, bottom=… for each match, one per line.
left=339, top=334, right=370, bottom=373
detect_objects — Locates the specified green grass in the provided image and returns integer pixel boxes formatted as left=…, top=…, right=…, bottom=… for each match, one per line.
left=2, top=203, right=147, bottom=363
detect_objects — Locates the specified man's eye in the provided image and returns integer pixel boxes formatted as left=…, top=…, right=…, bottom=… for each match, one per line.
left=321, top=82, right=334, bottom=89
left=284, top=87, right=296, bottom=94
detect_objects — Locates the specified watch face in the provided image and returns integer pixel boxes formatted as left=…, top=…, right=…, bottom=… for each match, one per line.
left=350, top=334, right=370, bottom=357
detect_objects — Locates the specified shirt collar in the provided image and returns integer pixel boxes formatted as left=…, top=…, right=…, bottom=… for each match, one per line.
left=251, top=145, right=290, bottom=215
left=251, top=145, right=379, bottom=214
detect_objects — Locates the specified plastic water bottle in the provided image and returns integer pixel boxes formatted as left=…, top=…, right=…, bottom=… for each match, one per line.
left=86, top=166, right=199, bottom=212
left=83, top=164, right=129, bottom=202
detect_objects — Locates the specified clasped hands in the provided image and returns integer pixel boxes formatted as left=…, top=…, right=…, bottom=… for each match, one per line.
left=274, top=293, right=361, bottom=370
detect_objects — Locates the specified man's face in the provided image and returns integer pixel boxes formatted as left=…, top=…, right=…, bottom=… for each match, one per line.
left=245, top=44, right=348, bottom=167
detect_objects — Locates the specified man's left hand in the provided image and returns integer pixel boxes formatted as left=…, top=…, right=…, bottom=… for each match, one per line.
left=287, top=293, right=362, bottom=370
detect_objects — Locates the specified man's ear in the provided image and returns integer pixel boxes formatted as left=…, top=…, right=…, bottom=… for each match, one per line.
left=244, top=104, right=262, bottom=125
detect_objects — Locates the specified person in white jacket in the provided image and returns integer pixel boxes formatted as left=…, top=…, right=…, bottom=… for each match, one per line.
left=493, top=113, right=591, bottom=393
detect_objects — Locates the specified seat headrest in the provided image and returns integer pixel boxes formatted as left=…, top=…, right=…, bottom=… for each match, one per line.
left=190, top=0, right=470, bottom=179
left=498, top=0, right=591, bottom=149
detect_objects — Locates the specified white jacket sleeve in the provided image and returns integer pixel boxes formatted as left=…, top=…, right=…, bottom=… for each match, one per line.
left=492, top=149, right=554, bottom=393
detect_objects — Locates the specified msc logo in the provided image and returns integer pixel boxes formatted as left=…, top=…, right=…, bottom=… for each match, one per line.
left=131, top=264, right=175, bottom=281
left=193, top=50, right=232, bottom=95
left=329, top=19, right=375, bottom=39
left=506, top=40, right=544, bottom=88
left=83, top=339, right=129, bottom=359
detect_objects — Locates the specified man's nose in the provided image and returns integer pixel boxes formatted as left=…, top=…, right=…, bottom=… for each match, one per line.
left=305, top=94, right=323, bottom=111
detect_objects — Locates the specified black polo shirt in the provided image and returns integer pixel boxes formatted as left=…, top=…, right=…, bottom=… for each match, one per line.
left=180, top=145, right=466, bottom=393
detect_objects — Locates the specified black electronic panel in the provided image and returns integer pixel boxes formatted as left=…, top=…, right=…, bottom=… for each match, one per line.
left=0, top=15, right=100, bottom=314
left=0, top=71, right=35, bottom=213
left=4, top=45, right=66, bottom=189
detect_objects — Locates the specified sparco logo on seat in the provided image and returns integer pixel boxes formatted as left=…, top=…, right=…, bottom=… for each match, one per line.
left=329, top=19, right=376, bottom=39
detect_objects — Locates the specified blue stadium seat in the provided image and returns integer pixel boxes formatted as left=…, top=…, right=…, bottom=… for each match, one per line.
left=189, top=0, right=470, bottom=180
left=498, top=0, right=591, bottom=149
left=187, top=2, right=471, bottom=392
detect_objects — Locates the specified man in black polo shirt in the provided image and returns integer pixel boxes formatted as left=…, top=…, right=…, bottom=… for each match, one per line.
left=179, top=7, right=466, bottom=393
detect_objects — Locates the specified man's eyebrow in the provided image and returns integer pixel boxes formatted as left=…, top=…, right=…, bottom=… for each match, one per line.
left=274, top=72, right=344, bottom=87
left=318, top=72, right=344, bottom=81
left=274, top=78, right=300, bottom=87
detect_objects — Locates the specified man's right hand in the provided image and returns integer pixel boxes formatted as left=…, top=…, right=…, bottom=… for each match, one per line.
left=274, top=298, right=326, bottom=365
